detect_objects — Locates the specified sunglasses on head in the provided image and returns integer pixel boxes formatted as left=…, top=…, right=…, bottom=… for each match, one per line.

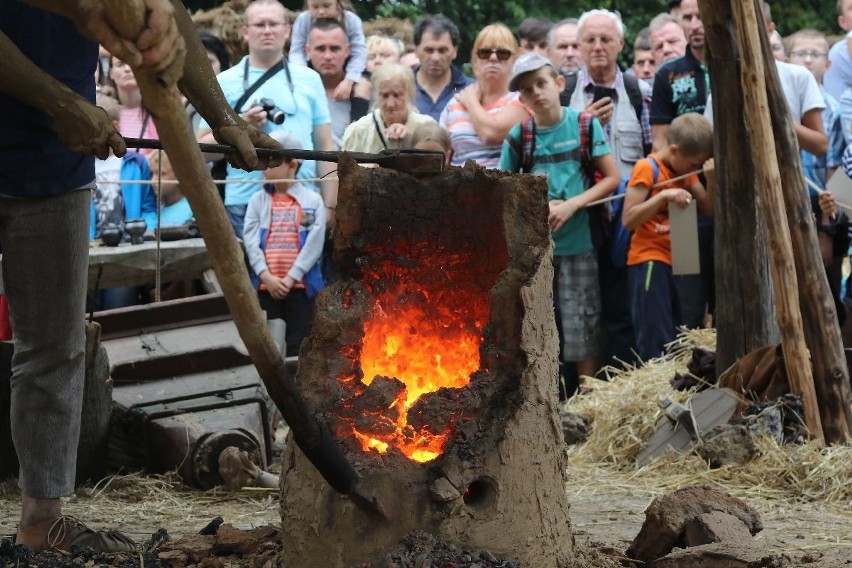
left=476, top=48, right=512, bottom=61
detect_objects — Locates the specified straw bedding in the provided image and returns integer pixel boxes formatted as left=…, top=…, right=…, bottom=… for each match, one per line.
left=563, top=328, right=852, bottom=506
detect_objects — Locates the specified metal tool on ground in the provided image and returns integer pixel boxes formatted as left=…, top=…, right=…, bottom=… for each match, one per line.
left=124, top=137, right=446, bottom=173
left=104, top=0, right=386, bottom=518
left=635, top=388, right=739, bottom=467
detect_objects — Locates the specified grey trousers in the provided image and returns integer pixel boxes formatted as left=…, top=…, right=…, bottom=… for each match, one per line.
left=0, top=189, right=89, bottom=498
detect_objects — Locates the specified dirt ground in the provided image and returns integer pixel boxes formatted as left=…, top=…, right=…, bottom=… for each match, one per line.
left=1, top=459, right=851, bottom=565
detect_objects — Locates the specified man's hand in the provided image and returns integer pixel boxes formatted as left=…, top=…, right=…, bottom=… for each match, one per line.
left=585, top=97, right=615, bottom=126
left=213, top=120, right=284, bottom=171
left=52, top=97, right=126, bottom=159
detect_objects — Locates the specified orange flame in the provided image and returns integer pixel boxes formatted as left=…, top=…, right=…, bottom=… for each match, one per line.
left=350, top=252, right=489, bottom=462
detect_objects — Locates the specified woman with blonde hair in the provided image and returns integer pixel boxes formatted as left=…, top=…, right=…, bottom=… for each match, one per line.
left=341, top=63, right=436, bottom=153
left=366, top=35, right=404, bottom=74
left=439, top=23, right=531, bottom=168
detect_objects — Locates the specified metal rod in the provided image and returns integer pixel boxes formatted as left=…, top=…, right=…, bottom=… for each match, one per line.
left=123, top=137, right=445, bottom=169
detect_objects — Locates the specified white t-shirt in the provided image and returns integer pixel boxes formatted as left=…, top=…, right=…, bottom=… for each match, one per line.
left=775, top=60, right=825, bottom=123
left=704, top=60, right=824, bottom=125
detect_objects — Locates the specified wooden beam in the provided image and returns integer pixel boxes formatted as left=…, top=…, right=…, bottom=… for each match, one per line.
left=730, top=0, right=823, bottom=442
left=757, top=0, right=852, bottom=443
left=699, top=0, right=778, bottom=373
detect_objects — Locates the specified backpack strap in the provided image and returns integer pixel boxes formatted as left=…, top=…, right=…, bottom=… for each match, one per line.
left=578, top=111, right=596, bottom=184
left=559, top=71, right=578, bottom=108
left=623, top=74, right=652, bottom=156
left=519, top=116, right=536, bottom=174
left=622, top=74, right=644, bottom=124
left=647, top=155, right=661, bottom=189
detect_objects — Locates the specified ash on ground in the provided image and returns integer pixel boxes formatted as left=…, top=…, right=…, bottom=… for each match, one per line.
left=371, top=531, right=520, bottom=568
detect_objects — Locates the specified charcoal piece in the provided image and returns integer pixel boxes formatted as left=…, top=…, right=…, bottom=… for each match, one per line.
left=198, top=516, right=224, bottom=536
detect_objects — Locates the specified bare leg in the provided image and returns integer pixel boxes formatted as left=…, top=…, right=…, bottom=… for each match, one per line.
left=575, top=358, right=598, bottom=380
left=18, top=495, right=61, bottom=537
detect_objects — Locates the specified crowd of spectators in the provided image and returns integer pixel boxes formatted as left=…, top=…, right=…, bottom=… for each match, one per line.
left=87, top=0, right=852, bottom=394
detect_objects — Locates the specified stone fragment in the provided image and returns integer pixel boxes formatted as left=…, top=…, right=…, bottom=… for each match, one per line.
left=696, top=424, right=758, bottom=468
left=430, top=477, right=462, bottom=502
left=653, top=543, right=793, bottom=568
left=684, top=511, right=756, bottom=547
left=561, top=411, right=591, bottom=445
left=626, top=485, right=762, bottom=564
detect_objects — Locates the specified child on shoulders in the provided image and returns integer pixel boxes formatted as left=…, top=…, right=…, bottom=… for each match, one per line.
left=289, top=0, right=366, bottom=100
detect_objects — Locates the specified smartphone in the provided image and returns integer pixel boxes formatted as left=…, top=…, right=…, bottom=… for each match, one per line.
left=592, top=85, right=617, bottom=103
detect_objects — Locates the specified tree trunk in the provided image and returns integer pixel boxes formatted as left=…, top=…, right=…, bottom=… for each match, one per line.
left=700, top=0, right=778, bottom=374
left=756, top=0, right=852, bottom=444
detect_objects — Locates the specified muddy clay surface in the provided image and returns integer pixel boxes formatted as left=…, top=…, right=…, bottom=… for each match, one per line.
left=1, top=462, right=851, bottom=567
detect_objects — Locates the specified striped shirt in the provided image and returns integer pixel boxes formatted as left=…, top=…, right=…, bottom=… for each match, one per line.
left=440, top=91, right=526, bottom=169
left=262, top=193, right=304, bottom=291
left=119, top=107, right=158, bottom=157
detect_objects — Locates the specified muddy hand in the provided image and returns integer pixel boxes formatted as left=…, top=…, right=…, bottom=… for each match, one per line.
left=52, top=97, right=126, bottom=159
left=214, top=121, right=284, bottom=171
left=71, top=0, right=183, bottom=77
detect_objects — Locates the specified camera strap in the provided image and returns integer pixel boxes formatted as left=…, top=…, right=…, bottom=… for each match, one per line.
left=234, top=59, right=286, bottom=114
left=371, top=110, right=389, bottom=150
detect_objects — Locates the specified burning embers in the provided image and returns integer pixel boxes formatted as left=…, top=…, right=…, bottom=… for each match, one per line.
left=340, top=246, right=492, bottom=463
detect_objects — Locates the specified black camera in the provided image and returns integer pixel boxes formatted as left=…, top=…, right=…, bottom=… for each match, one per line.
left=255, top=97, right=286, bottom=124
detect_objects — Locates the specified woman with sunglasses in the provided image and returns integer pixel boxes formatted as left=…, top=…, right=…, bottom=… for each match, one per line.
left=439, top=23, right=531, bottom=168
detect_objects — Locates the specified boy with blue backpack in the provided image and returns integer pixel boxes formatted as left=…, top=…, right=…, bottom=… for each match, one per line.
left=622, top=112, right=715, bottom=361
left=500, top=52, right=620, bottom=383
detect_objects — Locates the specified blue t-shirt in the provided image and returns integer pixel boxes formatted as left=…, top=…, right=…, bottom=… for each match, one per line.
left=802, top=87, right=845, bottom=191
left=158, top=198, right=194, bottom=227
left=199, top=56, right=331, bottom=206
left=414, top=65, right=474, bottom=122
left=825, top=38, right=852, bottom=101
left=500, top=107, right=611, bottom=256
left=0, top=3, right=97, bottom=198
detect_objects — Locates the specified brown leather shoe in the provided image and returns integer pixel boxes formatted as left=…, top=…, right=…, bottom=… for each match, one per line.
left=16, top=515, right=136, bottom=553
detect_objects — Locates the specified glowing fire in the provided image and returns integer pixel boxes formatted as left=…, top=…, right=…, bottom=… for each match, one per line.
left=350, top=251, right=490, bottom=463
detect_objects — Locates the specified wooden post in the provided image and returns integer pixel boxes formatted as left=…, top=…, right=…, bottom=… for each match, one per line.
left=730, top=0, right=824, bottom=442
left=755, top=0, right=852, bottom=443
left=698, top=0, right=778, bottom=373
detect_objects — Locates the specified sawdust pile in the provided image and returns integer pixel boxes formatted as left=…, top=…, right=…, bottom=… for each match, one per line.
left=565, top=328, right=852, bottom=504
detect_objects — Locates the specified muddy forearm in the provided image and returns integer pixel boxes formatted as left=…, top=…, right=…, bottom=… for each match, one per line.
left=171, top=0, right=238, bottom=130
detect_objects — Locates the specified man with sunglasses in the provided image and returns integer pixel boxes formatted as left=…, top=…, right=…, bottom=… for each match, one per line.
left=412, top=14, right=474, bottom=121
left=198, top=0, right=337, bottom=237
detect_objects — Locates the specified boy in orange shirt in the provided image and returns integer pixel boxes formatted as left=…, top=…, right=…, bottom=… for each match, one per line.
left=622, top=112, right=715, bottom=360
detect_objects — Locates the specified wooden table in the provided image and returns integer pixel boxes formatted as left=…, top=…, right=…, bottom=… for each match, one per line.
left=0, top=238, right=214, bottom=292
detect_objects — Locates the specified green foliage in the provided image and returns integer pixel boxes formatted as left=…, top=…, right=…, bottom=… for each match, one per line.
left=185, top=0, right=845, bottom=63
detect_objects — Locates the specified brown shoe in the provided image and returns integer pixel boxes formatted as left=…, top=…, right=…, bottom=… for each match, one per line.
left=16, top=515, right=136, bottom=554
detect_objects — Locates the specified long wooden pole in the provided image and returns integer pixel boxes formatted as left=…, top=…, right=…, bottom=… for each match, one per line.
left=101, top=0, right=383, bottom=514
left=730, top=0, right=823, bottom=442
